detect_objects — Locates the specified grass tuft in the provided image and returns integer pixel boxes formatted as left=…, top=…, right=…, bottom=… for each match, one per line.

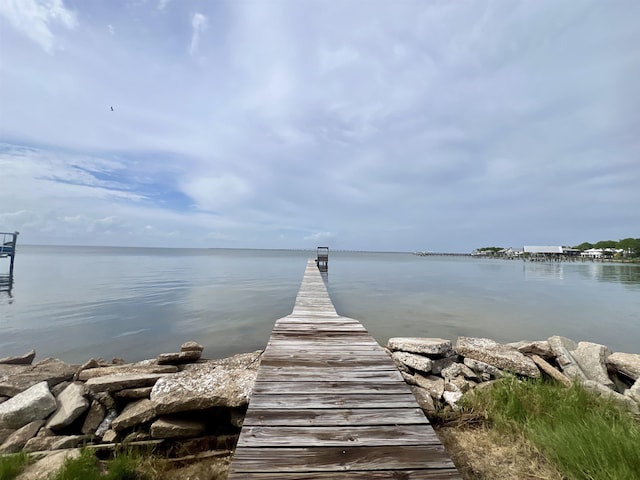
left=48, top=448, right=150, bottom=480
left=462, top=376, right=640, bottom=480
left=0, top=452, right=30, bottom=480
left=49, top=448, right=101, bottom=480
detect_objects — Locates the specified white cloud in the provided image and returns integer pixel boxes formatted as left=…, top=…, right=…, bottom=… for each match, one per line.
left=158, top=0, right=171, bottom=11
left=0, top=0, right=77, bottom=54
left=181, top=174, right=251, bottom=212
left=189, top=12, right=207, bottom=57
left=304, top=232, right=336, bottom=243
left=107, top=24, right=114, bottom=35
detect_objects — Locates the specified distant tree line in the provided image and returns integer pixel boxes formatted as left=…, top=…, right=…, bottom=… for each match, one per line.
left=573, top=238, right=640, bottom=258
left=474, top=238, right=640, bottom=258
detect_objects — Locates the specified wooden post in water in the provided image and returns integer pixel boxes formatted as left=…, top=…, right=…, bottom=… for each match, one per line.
left=9, top=231, right=18, bottom=278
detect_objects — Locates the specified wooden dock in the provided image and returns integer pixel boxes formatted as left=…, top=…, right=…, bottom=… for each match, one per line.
left=228, top=259, right=461, bottom=479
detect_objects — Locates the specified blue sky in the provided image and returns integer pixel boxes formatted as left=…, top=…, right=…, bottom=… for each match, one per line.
left=0, top=0, right=638, bottom=252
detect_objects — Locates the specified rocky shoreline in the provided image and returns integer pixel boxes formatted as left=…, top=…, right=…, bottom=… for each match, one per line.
left=1, top=336, right=639, bottom=478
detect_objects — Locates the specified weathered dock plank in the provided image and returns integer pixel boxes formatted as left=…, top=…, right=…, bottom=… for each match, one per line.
left=228, top=259, right=461, bottom=478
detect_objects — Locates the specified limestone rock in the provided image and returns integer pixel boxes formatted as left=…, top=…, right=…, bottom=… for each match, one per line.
left=431, top=356, right=458, bottom=375
left=507, top=340, right=554, bottom=360
left=0, top=419, right=45, bottom=454
left=456, top=337, right=540, bottom=378
left=583, top=380, right=639, bottom=414
left=157, top=350, right=201, bottom=365
left=102, top=429, right=118, bottom=443
left=150, top=417, right=205, bottom=438
left=400, top=371, right=417, bottom=385
left=607, top=352, right=640, bottom=381
left=77, top=364, right=178, bottom=381
left=571, top=342, right=614, bottom=389
left=112, top=399, right=156, bottom=431
left=85, top=373, right=168, bottom=393
left=181, top=341, right=204, bottom=353
left=440, top=362, right=463, bottom=380
left=0, top=349, right=36, bottom=365
left=115, top=387, right=153, bottom=400
left=81, top=400, right=106, bottom=435
left=75, top=358, right=101, bottom=377
left=387, top=349, right=411, bottom=373
left=46, top=382, right=89, bottom=431
left=449, top=376, right=474, bottom=393
left=387, top=338, right=453, bottom=357
left=123, top=431, right=149, bottom=443
left=409, top=386, right=436, bottom=414
left=50, top=381, right=71, bottom=397
left=531, top=355, right=571, bottom=387
left=0, top=381, right=57, bottom=429
left=626, top=379, right=640, bottom=404
left=92, top=392, right=116, bottom=410
left=548, top=336, right=587, bottom=380
left=16, top=449, right=80, bottom=480
left=463, top=358, right=503, bottom=379
left=0, top=427, right=12, bottom=444
left=23, top=435, right=86, bottom=453
left=151, top=350, right=262, bottom=414
left=0, top=358, right=76, bottom=397
left=414, top=374, right=445, bottom=400
left=391, top=351, right=433, bottom=373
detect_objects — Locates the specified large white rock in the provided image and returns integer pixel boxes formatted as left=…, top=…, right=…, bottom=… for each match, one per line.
left=548, top=336, right=587, bottom=381
left=112, top=399, right=156, bottom=431
left=0, top=382, right=57, bottom=429
left=387, top=338, right=453, bottom=357
left=0, top=419, right=45, bottom=454
left=46, top=382, right=89, bottom=430
left=626, top=379, right=640, bottom=404
left=571, top=342, right=614, bottom=389
left=583, top=380, right=639, bottom=414
left=456, top=337, right=540, bottom=378
left=607, top=352, right=640, bottom=381
left=150, top=418, right=205, bottom=438
left=151, top=351, right=261, bottom=414
left=391, top=351, right=433, bottom=373
left=85, top=373, right=168, bottom=393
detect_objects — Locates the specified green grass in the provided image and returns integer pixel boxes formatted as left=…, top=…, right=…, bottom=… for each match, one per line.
left=49, top=448, right=150, bottom=480
left=0, top=452, right=30, bottom=480
left=463, top=376, right=640, bottom=480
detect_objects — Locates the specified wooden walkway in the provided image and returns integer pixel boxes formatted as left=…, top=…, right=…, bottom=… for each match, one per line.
left=228, top=260, right=461, bottom=479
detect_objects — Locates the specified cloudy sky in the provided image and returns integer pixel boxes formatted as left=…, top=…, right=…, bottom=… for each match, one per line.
left=0, top=0, right=638, bottom=252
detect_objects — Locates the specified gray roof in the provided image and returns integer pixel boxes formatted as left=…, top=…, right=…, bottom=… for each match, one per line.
left=524, top=246, right=563, bottom=254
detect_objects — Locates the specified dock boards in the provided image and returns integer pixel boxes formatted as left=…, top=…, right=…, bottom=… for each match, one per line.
left=228, top=260, right=461, bottom=479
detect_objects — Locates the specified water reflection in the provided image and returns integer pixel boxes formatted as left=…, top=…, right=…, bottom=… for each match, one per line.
left=523, top=261, right=640, bottom=289
left=523, top=262, right=564, bottom=280
left=0, top=274, right=13, bottom=301
left=572, top=263, right=640, bottom=289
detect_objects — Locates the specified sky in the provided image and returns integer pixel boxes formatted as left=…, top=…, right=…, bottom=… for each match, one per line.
left=0, top=0, right=638, bottom=252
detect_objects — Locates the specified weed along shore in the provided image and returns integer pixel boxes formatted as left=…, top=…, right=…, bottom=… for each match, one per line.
left=1, top=334, right=639, bottom=479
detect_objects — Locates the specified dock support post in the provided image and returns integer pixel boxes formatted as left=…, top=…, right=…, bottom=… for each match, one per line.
left=8, top=232, right=18, bottom=278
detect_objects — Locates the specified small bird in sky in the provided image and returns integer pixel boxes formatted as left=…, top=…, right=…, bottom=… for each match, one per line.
left=110, top=106, right=114, bottom=111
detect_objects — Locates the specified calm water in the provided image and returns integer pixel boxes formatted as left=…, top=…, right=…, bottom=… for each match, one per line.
left=1, top=246, right=639, bottom=364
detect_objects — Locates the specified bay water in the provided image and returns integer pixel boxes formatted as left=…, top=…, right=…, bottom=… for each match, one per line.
left=1, top=246, right=639, bottom=364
